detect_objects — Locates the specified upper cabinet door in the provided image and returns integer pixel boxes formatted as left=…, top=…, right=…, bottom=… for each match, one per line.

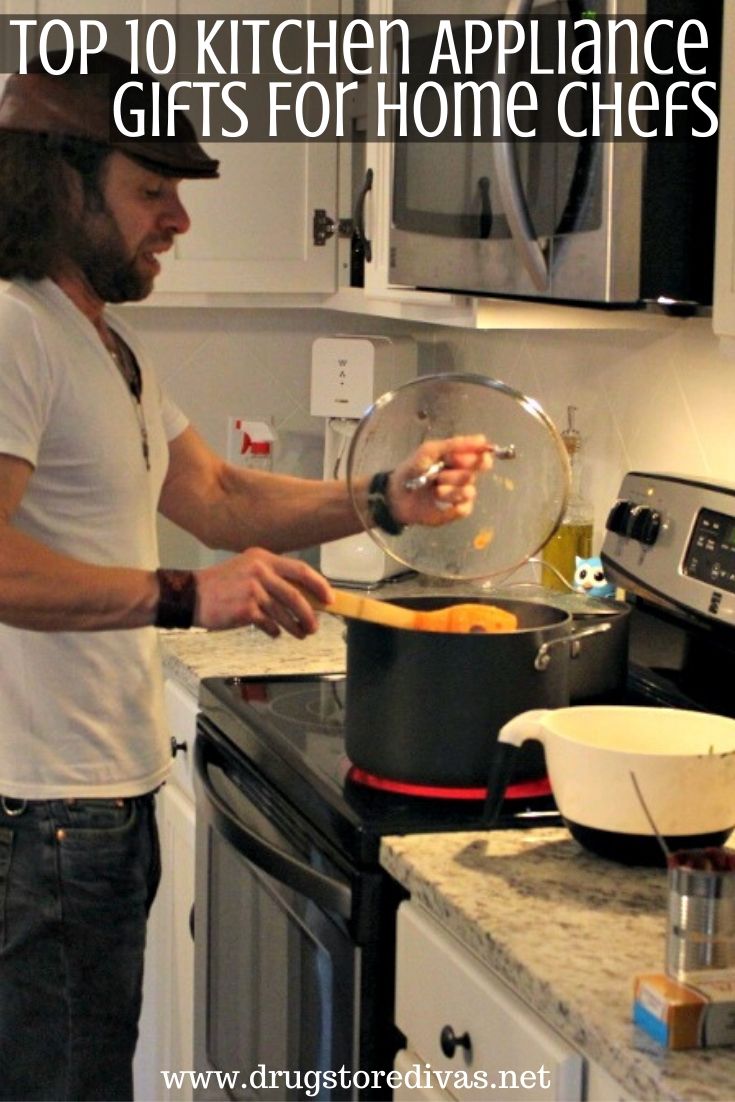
left=0, top=0, right=340, bottom=296
left=156, top=137, right=338, bottom=296
left=156, top=0, right=339, bottom=295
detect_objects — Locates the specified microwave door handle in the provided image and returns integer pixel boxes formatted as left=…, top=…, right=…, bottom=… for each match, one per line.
left=478, top=176, right=492, bottom=238
left=493, top=143, right=548, bottom=291
left=194, top=736, right=353, bottom=920
left=492, top=0, right=548, bottom=291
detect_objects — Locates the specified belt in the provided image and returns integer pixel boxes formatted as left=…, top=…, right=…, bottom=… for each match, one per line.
left=0, top=791, right=160, bottom=817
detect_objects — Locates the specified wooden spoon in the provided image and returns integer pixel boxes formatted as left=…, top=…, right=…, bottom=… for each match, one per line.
left=305, top=588, right=517, bottom=634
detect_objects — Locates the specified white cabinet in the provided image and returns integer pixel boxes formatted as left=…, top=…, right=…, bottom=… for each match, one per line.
left=713, top=2, right=735, bottom=336
left=394, top=902, right=584, bottom=1102
left=394, top=902, right=633, bottom=1102
left=150, top=0, right=340, bottom=299
left=134, top=678, right=197, bottom=1102
left=154, top=139, right=338, bottom=297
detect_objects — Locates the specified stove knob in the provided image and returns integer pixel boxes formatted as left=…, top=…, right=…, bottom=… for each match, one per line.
left=630, top=507, right=662, bottom=546
left=641, top=509, right=662, bottom=546
left=606, top=499, right=633, bottom=536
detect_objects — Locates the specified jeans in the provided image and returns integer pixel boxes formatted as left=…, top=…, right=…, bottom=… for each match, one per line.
left=0, top=793, right=161, bottom=1102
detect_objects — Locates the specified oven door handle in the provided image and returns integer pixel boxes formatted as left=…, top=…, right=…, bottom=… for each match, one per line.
left=194, top=735, right=353, bottom=920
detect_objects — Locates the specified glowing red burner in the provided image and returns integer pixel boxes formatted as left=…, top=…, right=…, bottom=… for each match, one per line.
left=347, top=766, right=551, bottom=802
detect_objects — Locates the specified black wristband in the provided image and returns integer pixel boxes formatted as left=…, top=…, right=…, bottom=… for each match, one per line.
left=367, top=471, right=405, bottom=536
left=154, top=569, right=197, bottom=629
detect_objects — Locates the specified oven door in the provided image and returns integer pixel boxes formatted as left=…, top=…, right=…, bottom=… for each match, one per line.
left=193, top=720, right=398, bottom=1102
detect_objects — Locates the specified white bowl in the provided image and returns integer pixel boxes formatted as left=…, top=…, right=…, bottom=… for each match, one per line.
left=498, top=706, right=735, bottom=865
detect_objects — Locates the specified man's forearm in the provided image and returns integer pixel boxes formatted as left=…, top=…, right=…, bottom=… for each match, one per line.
left=0, top=524, right=332, bottom=638
left=0, top=525, right=159, bottom=631
left=169, top=464, right=369, bottom=554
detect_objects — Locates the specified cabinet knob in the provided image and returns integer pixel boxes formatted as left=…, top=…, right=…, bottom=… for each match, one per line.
left=439, top=1024, right=471, bottom=1059
left=170, top=737, right=188, bottom=757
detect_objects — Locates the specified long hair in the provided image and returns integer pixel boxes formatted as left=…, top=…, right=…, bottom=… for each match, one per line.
left=0, top=132, right=109, bottom=280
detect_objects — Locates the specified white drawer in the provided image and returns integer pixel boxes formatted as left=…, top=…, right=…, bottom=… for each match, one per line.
left=163, top=678, right=198, bottom=800
left=395, top=903, right=583, bottom=1102
left=394, top=1049, right=453, bottom=1101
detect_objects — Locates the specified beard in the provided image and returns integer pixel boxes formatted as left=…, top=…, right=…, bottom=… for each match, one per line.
left=65, top=206, right=159, bottom=304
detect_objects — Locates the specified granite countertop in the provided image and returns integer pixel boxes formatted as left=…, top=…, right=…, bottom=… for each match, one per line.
left=380, top=830, right=735, bottom=1102
left=159, top=614, right=348, bottom=697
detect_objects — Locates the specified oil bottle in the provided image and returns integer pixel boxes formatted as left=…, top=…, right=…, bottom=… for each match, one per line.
left=541, top=406, right=593, bottom=590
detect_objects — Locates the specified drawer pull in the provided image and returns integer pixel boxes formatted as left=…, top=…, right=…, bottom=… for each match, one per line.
left=439, top=1024, right=471, bottom=1059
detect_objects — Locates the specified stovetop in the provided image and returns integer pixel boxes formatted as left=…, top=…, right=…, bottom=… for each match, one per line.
left=198, top=673, right=560, bottom=865
left=197, top=472, right=735, bottom=864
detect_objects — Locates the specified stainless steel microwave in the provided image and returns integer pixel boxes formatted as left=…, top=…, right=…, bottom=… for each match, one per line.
left=388, top=0, right=722, bottom=308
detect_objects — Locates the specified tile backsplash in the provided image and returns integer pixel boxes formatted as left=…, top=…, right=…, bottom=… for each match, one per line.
left=121, top=304, right=735, bottom=569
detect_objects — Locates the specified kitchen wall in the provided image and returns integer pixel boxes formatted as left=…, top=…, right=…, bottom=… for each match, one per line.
left=121, top=303, right=735, bottom=570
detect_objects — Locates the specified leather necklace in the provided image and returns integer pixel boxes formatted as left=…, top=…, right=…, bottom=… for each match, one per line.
left=106, top=331, right=151, bottom=471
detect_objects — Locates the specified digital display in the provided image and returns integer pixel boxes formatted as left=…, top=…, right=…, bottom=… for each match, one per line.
left=684, top=508, right=735, bottom=594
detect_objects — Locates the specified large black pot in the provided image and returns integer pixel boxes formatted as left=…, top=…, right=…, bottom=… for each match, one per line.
left=345, top=597, right=585, bottom=790
left=567, top=600, right=631, bottom=704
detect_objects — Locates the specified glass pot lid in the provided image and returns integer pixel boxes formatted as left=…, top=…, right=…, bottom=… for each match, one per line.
left=347, top=373, right=571, bottom=580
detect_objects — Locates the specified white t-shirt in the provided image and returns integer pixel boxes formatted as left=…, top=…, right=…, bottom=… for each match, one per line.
left=0, top=278, right=189, bottom=798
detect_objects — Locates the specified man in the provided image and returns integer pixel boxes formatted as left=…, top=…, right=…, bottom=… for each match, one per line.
left=0, top=52, right=489, bottom=1101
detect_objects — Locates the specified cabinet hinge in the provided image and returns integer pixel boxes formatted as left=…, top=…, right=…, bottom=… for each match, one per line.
left=313, top=209, right=354, bottom=246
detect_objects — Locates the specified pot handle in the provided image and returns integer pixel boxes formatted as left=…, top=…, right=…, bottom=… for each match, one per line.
left=482, top=709, right=551, bottom=825
left=534, top=621, right=611, bottom=671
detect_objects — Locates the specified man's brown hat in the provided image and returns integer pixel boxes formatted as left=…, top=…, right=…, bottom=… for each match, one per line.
left=0, top=50, right=219, bottom=180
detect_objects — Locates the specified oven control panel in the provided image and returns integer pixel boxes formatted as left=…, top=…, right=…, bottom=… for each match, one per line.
left=683, top=508, right=735, bottom=593
left=601, top=472, right=735, bottom=625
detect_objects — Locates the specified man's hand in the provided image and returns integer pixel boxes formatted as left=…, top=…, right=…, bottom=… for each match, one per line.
left=388, top=435, right=493, bottom=527
left=194, top=548, right=333, bottom=638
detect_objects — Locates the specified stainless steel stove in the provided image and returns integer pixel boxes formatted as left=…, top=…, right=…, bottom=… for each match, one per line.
left=603, top=471, right=735, bottom=720
left=193, top=471, right=735, bottom=1101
